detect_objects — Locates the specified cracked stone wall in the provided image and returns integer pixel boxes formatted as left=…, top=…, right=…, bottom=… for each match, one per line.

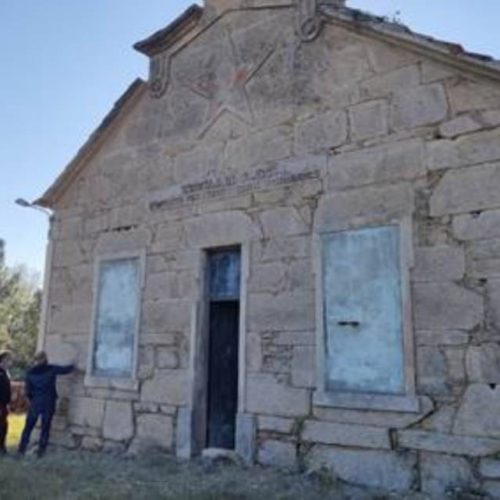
left=42, top=3, right=500, bottom=497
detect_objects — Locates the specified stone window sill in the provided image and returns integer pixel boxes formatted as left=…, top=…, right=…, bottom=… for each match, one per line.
left=313, top=390, right=421, bottom=413
left=84, top=375, right=139, bottom=392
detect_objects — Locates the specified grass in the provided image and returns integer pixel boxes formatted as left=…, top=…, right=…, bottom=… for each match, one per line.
left=6, top=413, right=25, bottom=448
left=0, top=449, right=346, bottom=500
left=0, top=447, right=422, bottom=500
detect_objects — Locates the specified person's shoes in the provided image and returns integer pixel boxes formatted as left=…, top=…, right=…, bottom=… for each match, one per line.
left=36, top=448, right=46, bottom=459
left=0, top=448, right=7, bottom=457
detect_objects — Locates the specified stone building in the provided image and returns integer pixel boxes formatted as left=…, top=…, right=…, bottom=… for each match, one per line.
left=36, top=0, right=500, bottom=495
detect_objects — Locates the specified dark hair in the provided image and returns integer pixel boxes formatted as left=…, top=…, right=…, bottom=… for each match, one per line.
left=0, top=351, right=11, bottom=363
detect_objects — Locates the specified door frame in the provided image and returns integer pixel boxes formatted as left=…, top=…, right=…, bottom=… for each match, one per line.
left=179, top=243, right=250, bottom=457
left=312, top=217, right=420, bottom=413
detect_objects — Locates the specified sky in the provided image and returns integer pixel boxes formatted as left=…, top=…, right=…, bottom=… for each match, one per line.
left=1, top=1, right=499, bottom=279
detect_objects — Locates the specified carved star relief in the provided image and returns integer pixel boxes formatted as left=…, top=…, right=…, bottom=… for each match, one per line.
left=185, top=27, right=275, bottom=138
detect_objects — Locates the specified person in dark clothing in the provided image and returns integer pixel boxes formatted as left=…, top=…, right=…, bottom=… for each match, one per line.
left=0, top=350, right=12, bottom=455
left=18, top=351, right=74, bottom=457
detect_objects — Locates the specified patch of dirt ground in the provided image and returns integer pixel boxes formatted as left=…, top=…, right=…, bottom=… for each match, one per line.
left=0, top=449, right=428, bottom=500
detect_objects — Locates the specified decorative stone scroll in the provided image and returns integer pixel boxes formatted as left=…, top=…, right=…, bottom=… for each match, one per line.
left=149, top=53, right=171, bottom=99
left=297, top=0, right=323, bottom=42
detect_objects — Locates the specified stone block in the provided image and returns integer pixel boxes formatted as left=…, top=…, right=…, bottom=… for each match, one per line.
left=315, top=183, right=414, bottom=233
left=95, top=228, right=152, bottom=254
left=421, top=405, right=456, bottom=433
left=480, top=459, right=500, bottom=479
left=453, top=210, right=500, bottom=241
left=225, top=126, right=292, bottom=170
left=360, top=65, right=420, bottom=99
left=413, top=283, right=483, bottom=330
left=420, top=453, right=477, bottom=498
left=416, top=330, right=469, bottom=346
left=184, top=211, right=260, bottom=247
left=156, top=347, right=180, bottom=369
left=469, top=239, right=500, bottom=279
left=291, top=346, right=315, bottom=388
left=306, top=446, right=416, bottom=492
left=313, top=396, right=433, bottom=429
left=391, top=83, right=448, bottom=130
left=141, top=369, right=187, bottom=406
left=427, top=128, right=500, bottom=171
left=248, top=263, right=286, bottom=294
left=397, top=429, right=500, bottom=456
left=484, top=481, right=500, bottom=499
left=51, top=304, right=92, bottom=335
left=421, top=60, right=455, bottom=83
left=294, top=110, right=347, bottom=154
left=70, top=397, right=105, bottom=429
left=439, top=115, right=483, bottom=139
left=447, top=78, right=500, bottom=114
left=412, top=245, right=465, bottom=282
left=302, top=420, right=391, bottom=449
left=135, top=414, right=173, bottom=449
left=258, top=207, right=309, bottom=238
left=150, top=223, right=184, bottom=254
left=258, top=440, right=296, bottom=469
left=466, top=344, right=500, bottom=384
left=235, top=413, right=256, bottom=465
left=327, top=139, right=425, bottom=190
left=246, top=373, right=310, bottom=417
left=349, top=99, right=388, bottom=140
left=252, top=236, right=310, bottom=263
left=258, top=416, right=295, bottom=434
left=144, top=271, right=195, bottom=301
left=367, top=42, right=419, bottom=74
left=454, top=384, right=500, bottom=439
left=173, top=142, right=224, bottom=184
left=285, top=259, right=314, bottom=292
left=488, top=280, right=500, bottom=328
left=142, top=300, right=192, bottom=333
left=81, top=437, right=103, bottom=451
left=102, top=401, right=134, bottom=442
left=176, top=407, right=193, bottom=460
left=416, top=346, right=448, bottom=395
left=247, top=291, right=315, bottom=331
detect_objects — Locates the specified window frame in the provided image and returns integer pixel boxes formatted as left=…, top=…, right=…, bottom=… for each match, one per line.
left=85, top=250, right=146, bottom=391
left=313, top=218, right=419, bottom=413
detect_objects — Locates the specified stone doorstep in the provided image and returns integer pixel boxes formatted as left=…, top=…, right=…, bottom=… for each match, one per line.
left=201, top=448, right=241, bottom=466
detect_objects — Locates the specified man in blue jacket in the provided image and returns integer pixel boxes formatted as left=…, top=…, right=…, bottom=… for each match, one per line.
left=18, top=351, right=74, bottom=457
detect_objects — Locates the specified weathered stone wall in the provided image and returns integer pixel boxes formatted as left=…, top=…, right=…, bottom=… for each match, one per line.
left=43, top=3, right=500, bottom=496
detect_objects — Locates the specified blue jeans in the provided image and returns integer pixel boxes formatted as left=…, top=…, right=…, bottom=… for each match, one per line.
left=18, top=403, right=55, bottom=453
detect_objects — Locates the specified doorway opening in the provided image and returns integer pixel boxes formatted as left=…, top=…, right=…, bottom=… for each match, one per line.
left=205, top=247, right=241, bottom=449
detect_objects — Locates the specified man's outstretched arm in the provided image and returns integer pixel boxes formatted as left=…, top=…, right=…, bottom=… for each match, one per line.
left=51, top=364, right=75, bottom=376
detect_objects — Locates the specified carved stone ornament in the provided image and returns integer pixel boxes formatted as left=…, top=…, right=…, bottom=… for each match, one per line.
left=149, top=53, right=171, bottom=99
left=297, top=0, right=323, bottom=42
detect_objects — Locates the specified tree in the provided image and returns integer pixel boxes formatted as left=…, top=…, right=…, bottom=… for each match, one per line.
left=0, top=254, right=41, bottom=379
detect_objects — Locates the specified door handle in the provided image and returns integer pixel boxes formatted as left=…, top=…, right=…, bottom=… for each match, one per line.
left=337, top=320, right=360, bottom=327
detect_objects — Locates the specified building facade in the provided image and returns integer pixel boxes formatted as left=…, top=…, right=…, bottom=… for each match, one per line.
left=37, top=0, right=500, bottom=495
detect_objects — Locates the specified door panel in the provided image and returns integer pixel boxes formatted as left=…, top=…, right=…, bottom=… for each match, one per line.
left=207, top=301, right=240, bottom=449
left=323, top=225, right=405, bottom=395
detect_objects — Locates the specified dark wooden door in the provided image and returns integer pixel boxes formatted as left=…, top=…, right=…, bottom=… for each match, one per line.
left=207, top=301, right=239, bottom=449
left=206, top=249, right=241, bottom=449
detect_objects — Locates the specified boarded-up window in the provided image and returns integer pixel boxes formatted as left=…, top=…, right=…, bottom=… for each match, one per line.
left=322, top=225, right=404, bottom=395
left=92, top=257, right=140, bottom=378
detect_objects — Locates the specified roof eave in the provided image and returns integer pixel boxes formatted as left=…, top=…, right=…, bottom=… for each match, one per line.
left=321, top=5, right=500, bottom=83
left=133, top=4, right=203, bottom=57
